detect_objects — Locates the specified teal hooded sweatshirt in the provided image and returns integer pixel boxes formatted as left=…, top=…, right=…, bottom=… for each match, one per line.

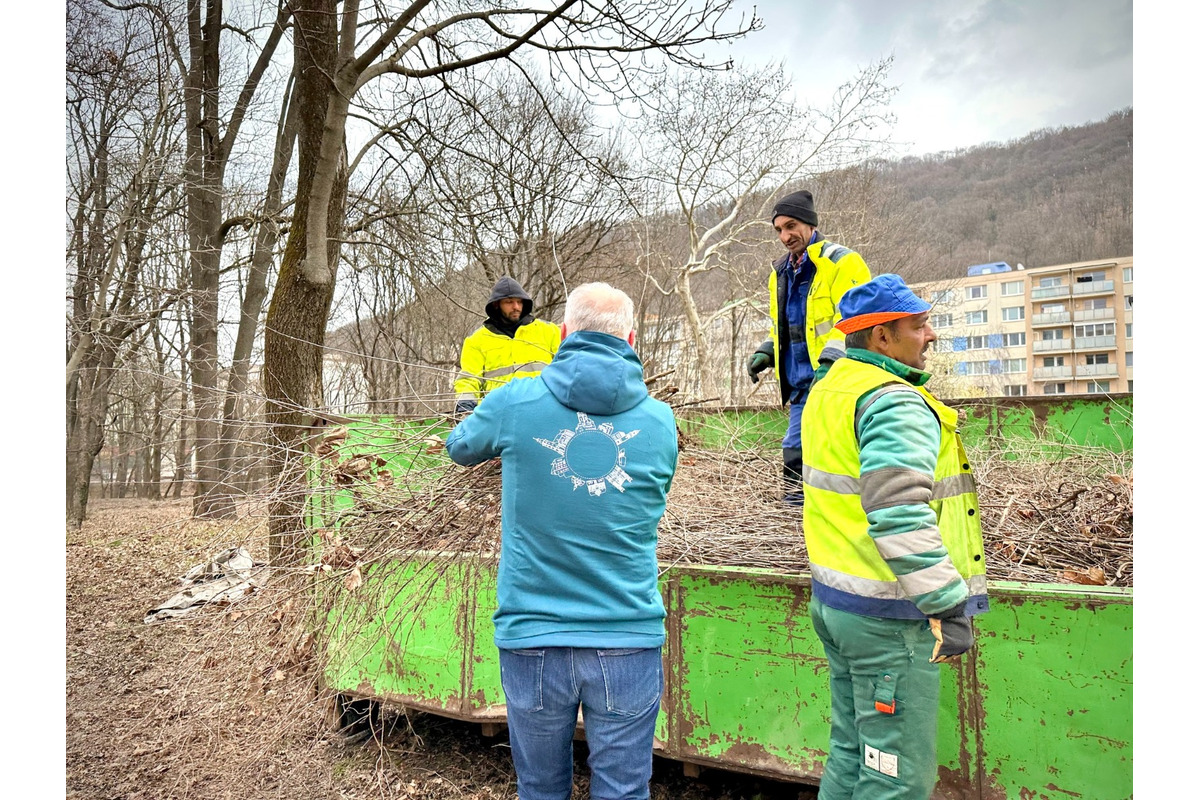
left=445, top=330, right=678, bottom=649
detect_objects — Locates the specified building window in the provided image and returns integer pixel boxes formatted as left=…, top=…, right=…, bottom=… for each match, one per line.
left=965, top=310, right=988, bottom=325
left=1075, top=322, right=1116, bottom=338
left=1041, top=329, right=1064, bottom=341
left=1039, top=276, right=1064, bottom=288
left=1125, top=351, right=1133, bottom=367
left=1001, top=306, right=1025, bottom=322
left=1123, top=266, right=1133, bottom=283
left=1043, top=356, right=1064, bottom=367
left=929, top=289, right=955, bottom=305
left=967, top=285, right=988, bottom=299
left=959, top=360, right=1001, bottom=376
left=1003, top=385, right=1028, bottom=397
left=1085, top=353, right=1110, bottom=366
left=931, top=313, right=953, bottom=329
left=1042, top=303, right=1066, bottom=313
left=1001, top=280, right=1024, bottom=296
left=1127, top=379, right=1133, bottom=391
left=1044, top=383, right=1067, bottom=395
left=1003, top=332, right=1026, bottom=347
left=1125, top=294, right=1133, bottom=309
left=1076, top=270, right=1107, bottom=283
left=1125, top=323, right=1132, bottom=338
left=964, top=335, right=1001, bottom=351
left=932, top=338, right=955, bottom=352
left=1087, top=380, right=1111, bottom=393
left=1003, top=358, right=1026, bottom=373
left=1082, top=297, right=1108, bottom=310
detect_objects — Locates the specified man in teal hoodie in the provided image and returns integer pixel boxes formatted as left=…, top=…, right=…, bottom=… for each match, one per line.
left=446, top=282, right=678, bottom=800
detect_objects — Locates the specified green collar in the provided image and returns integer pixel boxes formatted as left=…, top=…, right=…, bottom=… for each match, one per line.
left=846, top=348, right=932, bottom=387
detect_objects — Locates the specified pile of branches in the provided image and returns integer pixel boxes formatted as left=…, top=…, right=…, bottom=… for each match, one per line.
left=314, top=420, right=1133, bottom=588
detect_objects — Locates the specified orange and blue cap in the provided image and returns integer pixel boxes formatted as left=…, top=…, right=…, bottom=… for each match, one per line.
left=834, top=274, right=932, bottom=334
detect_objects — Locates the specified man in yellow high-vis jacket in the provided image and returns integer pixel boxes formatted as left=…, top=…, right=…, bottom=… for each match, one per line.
left=453, top=276, right=561, bottom=415
left=746, top=190, right=870, bottom=505
left=800, top=273, right=989, bottom=800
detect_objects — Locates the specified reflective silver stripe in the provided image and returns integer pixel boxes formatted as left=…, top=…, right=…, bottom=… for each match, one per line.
left=874, top=526, right=945, bottom=560
left=482, top=361, right=550, bottom=379
left=819, top=341, right=845, bottom=361
left=860, top=467, right=933, bottom=512
left=932, top=472, right=977, bottom=500
left=455, top=392, right=477, bottom=403
left=855, top=383, right=921, bottom=431
left=822, top=242, right=850, bottom=263
left=896, top=559, right=963, bottom=598
left=810, top=564, right=908, bottom=600
left=814, top=319, right=834, bottom=336
left=456, top=371, right=482, bottom=384
left=802, top=465, right=859, bottom=495
left=811, top=564, right=986, bottom=603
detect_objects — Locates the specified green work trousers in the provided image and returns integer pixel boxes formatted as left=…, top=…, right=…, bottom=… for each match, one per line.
left=810, top=596, right=942, bottom=800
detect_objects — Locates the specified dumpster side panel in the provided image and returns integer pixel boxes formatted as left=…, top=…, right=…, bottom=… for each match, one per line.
left=669, top=568, right=828, bottom=780
left=322, top=560, right=479, bottom=716
left=461, top=563, right=505, bottom=716
left=318, top=562, right=1132, bottom=798
left=972, top=584, right=1133, bottom=800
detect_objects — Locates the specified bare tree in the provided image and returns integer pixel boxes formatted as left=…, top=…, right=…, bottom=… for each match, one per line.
left=66, top=1, right=187, bottom=528
left=630, top=61, right=895, bottom=400
left=261, top=0, right=755, bottom=565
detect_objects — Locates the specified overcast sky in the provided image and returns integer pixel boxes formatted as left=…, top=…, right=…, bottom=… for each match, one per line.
left=716, top=0, right=1132, bottom=158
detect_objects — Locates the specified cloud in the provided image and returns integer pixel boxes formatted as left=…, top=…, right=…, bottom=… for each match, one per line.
left=724, top=0, right=1131, bottom=156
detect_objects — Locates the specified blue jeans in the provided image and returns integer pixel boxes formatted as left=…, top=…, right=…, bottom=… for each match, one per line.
left=782, top=393, right=808, bottom=504
left=498, top=646, right=663, bottom=800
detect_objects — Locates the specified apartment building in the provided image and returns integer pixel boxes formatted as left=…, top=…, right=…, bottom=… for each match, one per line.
left=912, top=256, right=1133, bottom=398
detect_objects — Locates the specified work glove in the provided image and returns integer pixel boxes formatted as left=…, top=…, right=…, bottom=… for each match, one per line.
left=453, top=399, right=477, bottom=416
left=746, top=342, right=774, bottom=383
left=928, top=602, right=974, bottom=663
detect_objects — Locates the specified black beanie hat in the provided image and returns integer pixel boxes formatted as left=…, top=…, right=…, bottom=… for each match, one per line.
left=772, top=190, right=818, bottom=227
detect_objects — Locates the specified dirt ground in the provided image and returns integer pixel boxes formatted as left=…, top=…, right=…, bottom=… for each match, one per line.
left=66, top=498, right=818, bottom=800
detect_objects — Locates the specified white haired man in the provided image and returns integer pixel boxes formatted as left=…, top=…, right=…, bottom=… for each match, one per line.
left=446, top=282, right=678, bottom=800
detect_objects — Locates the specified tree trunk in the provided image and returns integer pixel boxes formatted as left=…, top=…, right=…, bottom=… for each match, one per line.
left=677, top=272, right=716, bottom=399
left=215, top=70, right=299, bottom=495
left=66, top=351, right=119, bottom=528
left=262, top=0, right=347, bottom=566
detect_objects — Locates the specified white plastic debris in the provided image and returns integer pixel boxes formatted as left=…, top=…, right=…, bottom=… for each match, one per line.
left=144, top=547, right=268, bottom=624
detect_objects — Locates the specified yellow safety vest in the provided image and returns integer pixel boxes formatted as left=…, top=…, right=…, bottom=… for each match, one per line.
left=767, top=239, right=870, bottom=404
left=453, top=319, right=561, bottom=403
left=801, top=357, right=987, bottom=614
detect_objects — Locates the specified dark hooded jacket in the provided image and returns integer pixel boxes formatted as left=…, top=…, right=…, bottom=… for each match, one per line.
left=454, top=276, right=561, bottom=404
left=483, top=275, right=536, bottom=337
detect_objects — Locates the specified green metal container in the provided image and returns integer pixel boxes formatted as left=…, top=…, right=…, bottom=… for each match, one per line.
left=312, top=395, right=1133, bottom=798
left=318, top=558, right=1132, bottom=799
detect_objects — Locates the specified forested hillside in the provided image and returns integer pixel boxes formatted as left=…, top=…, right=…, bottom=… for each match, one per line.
left=863, top=108, right=1132, bottom=281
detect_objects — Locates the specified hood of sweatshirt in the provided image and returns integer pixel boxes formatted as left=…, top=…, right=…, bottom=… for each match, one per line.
left=539, top=330, right=648, bottom=416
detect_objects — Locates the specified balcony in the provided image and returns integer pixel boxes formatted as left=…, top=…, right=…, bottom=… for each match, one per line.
left=1073, top=308, right=1115, bottom=323
left=1076, top=363, right=1119, bottom=378
left=1072, top=279, right=1115, bottom=297
left=1032, top=312, right=1071, bottom=327
left=1032, top=285, right=1070, bottom=300
left=1075, top=335, right=1117, bottom=350
left=1033, top=366, right=1073, bottom=380
left=1033, top=338, right=1072, bottom=353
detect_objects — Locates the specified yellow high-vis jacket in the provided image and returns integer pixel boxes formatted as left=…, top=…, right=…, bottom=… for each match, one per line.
left=767, top=237, right=870, bottom=405
left=801, top=354, right=989, bottom=620
left=453, top=319, right=561, bottom=404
